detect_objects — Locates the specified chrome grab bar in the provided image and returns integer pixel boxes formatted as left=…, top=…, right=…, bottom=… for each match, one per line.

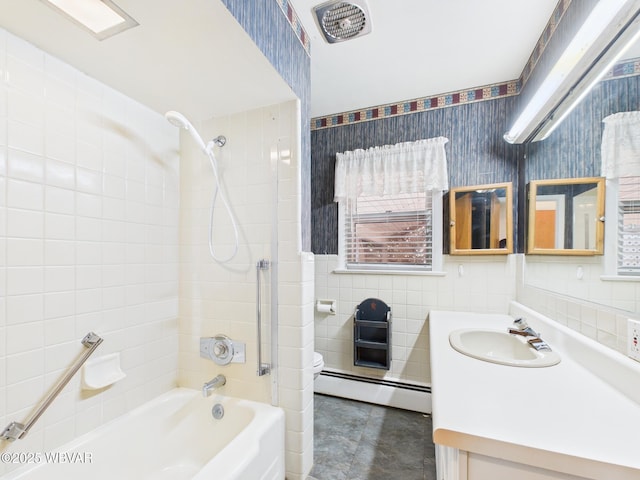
left=256, top=259, right=271, bottom=376
left=1, top=332, right=103, bottom=442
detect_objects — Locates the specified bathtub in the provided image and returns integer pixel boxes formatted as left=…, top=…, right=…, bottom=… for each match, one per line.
left=3, top=388, right=285, bottom=480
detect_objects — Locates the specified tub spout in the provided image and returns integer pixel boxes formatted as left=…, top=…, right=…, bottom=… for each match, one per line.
left=202, top=374, right=226, bottom=397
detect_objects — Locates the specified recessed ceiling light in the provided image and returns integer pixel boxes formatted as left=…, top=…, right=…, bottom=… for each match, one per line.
left=41, top=0, right=138, bottom=40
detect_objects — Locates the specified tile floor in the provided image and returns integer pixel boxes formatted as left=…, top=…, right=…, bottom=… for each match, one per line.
left=309, top=394, right=437, bottom=480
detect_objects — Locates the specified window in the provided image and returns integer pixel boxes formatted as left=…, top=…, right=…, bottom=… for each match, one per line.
left=339, top=192, right=442, bottom=272
left=617, top=176, right=640, bottom=275
left=601, top=111, right=640, bottom=277
left=340, top=191, right=441, bottom=271
left=334, top=137, right=448, bottom=273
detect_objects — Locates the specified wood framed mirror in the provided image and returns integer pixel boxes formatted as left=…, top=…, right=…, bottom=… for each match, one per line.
left=527, top=177, right=605, bottom=255
left=449, top=182, right=513, bottom=255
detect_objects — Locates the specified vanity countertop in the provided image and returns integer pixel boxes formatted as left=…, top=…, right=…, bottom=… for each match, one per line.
left=429, top=303, right=640, bottom=480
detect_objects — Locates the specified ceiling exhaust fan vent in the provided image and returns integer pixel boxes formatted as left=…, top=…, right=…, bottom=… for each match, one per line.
left=313, top=0, right=372, bottom=44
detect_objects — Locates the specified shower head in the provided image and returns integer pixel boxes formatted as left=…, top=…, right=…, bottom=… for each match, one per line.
left=165, top=110, right=208, bottom=153
left=313, top=0, right=372, bottom=44
left=165, top=110, right=189, bottom=129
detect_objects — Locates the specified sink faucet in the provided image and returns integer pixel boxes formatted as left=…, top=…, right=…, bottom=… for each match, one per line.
left=508, top=318, right=539, bottom=337
left=202, top=374, right=226, bottom=397
left=508, top=318, right=552, bottom=352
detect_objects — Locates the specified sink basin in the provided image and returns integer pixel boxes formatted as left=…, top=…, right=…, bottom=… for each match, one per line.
left=449, top=329, right=560, bottom=367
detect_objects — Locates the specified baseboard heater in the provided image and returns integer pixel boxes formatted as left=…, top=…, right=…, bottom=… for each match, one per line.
left=314, top=370, right=432, bottom=413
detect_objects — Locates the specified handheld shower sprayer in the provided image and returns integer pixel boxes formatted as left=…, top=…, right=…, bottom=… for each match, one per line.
left=165, top=110, right=238, bottom=263
left=165, top=111, right=227, bottom=152
left=165, top=111, right=208, bottom=153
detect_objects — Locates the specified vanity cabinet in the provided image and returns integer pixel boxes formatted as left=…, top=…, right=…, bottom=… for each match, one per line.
left=430, top=308, right=640, bottom=480
left=438, top=446, right=590, bottom=480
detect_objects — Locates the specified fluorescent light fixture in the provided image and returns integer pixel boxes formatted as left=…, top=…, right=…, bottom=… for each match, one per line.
left=504, top=0, right=640, bottom=144
left=533, top=18, right=640, bottom=141
left=41, top=0, right=138, bottom=40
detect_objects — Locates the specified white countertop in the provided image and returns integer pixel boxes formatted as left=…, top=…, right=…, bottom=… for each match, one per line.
left=429, top=304, right=640, bottom=480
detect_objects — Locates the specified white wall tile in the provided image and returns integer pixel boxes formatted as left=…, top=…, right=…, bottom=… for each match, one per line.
left=7, top=209, right=44, bottom=238
left=6, top=293, right=42, bottom=325
left=44, top=291, right=75, bottom=319
left=8, top=120, right=44, bottom=156
left=0, top=29, right=179, bottom=456
left=7, top=266, right=43, bottom=295
left=44, top=125, right=75, bottom=164
left=44, top=315, right=75, bottom=345
left=75, top=166, right=102, bottom=194
left=314, top=255, right=516, bottom=385
left=9, top=88, right=43, bottom=126
left=44, top=212, right=74, bottom=240
left=44, top=185, right=74, bottom=214
left=7, top=148, right=43, bottom=182
left=7, top=238, right=43, bottom=266
left=44, top=240, right=75, bottom=266
left=45, top=77, right=75, bottom=113
left=6, top=349, right=44, bottom=384
left=76, top=217, right=101, bottom=241
left=45, top=158, right=74, bottom=189
left=6, top=54, right=43, bottom=97
left=6, top=320, right=44, bottom=355
left=5, top=376, right=44, bottom=416
left=7, top=179, right=44, bottom=210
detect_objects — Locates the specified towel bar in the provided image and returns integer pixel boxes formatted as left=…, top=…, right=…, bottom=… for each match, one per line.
left=256, top=259, right=271, bottom=376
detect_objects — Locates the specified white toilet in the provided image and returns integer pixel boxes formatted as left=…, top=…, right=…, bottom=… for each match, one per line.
left=313, top=352, right=324, bottom=379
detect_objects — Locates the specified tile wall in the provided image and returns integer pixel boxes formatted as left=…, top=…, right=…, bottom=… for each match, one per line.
left=280, top=251, right=315, bottom=479
left=177, top=100, right=313, bottom=480
left=520, top=70, right=640, bottom=355
left=315, top=253, right=639, bottom=385
left=178, top=106, right=278, bottom=403
left=0, top=30, right=180, bottom=473
left=518, top=256, right=638, bottom=354
left=314, top=254, right=516, bottom=385
left=220, top=0, right=312, bottom=253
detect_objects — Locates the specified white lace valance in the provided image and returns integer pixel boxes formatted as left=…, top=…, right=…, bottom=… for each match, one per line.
left=333, top=137, right=449, bottom=202
left=601, top=111, right=640, bottom=178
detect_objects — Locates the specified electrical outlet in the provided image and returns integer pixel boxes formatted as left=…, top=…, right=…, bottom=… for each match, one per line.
left=628, top=319, right=640, bottom=362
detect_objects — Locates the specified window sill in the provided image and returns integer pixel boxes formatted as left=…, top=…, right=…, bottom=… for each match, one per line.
left=600, top=275, right=640, bottom=282
left=332, top=268, right=447, bottom=276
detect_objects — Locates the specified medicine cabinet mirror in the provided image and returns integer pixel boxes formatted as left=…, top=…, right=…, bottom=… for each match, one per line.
left=527, top=177, right=605, bottom=255
left=449, top=182, right=513, bottom=255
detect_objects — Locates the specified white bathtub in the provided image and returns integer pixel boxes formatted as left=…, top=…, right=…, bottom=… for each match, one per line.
left=3, top=388, right=285, bottom=480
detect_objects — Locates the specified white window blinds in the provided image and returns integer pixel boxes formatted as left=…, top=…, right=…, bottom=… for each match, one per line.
left=344, top=192, right=433, bottom=268
left=618, top=176, right=640, bottom=274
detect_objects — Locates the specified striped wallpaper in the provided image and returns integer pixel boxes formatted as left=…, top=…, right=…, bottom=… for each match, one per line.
left=311, top=72, right=640, bottom=255
left=311, top=96, right=523, bottom=254
left=220, top=0, right=312, bottom=251
left=217, top=0, right=638, bottom=255
left=526, top=74, right=640, bottom=182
